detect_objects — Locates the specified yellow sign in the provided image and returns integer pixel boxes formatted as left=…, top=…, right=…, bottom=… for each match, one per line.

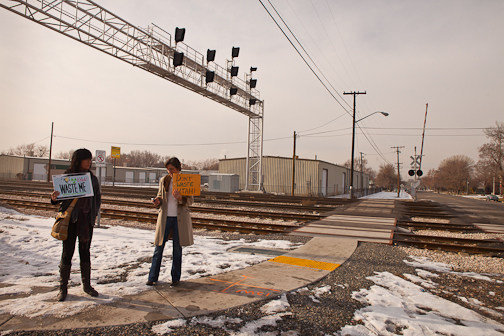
left=173, top=173, right=201, bottom=196
left=111, top=146, right=121, bottom=159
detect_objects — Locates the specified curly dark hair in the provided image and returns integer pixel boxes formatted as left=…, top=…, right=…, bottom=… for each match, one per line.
left=66, top=148, right=93, bottom=173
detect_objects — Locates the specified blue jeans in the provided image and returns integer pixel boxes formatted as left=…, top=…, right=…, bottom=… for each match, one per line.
left=148, top=217, right=182, bottom=283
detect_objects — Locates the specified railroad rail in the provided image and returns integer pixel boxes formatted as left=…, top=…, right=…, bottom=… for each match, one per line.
left=394, top=232, right=504, bottom=257
left=394, top=199, right=504, bottom=256
left=0, top=198, right=299, bottom=235
left=0, top=180, right=355, bottom=206
left=0, top=193, right=325, bottom=222
left=396, top=220, right=481, bottom=232
left=0, top=182, right=339, bottom=213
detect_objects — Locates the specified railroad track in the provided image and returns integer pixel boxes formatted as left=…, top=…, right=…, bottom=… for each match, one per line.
left=0, top=182, right=337, bottom=213
left=0, top=180, right=354, bottom=207
left=0, top=198, right=299, bottom=235
left=0, top=194, right=325, bottom=222
left=394, top=200, right=504, bottom=256
left=396, top=219, right=482, bottom=232
left=394, top=232, right=504, bottom=257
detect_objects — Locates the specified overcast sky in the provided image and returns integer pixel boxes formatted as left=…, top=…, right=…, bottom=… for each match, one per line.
left=1, top=0, right=503, bottom=178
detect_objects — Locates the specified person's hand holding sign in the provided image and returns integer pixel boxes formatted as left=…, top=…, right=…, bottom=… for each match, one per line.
left=152, top=198, right=160, bottom=206
left=173, top=189, right=182, bottom=202
left=51, top=191, right=60, bottom=202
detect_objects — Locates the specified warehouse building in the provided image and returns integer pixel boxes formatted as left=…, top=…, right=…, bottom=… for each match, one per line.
left=0, top=154, right=204, bottom=185
left=218, top=156, right=370, bottom=196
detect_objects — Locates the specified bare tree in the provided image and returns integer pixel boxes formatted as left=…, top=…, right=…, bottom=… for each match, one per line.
left=199, top=158, right=219, bottom=170
left=3, top=144, right=49, bottom=157
left=436, top=155, right=474, bottom=193
left=476, top=122, right=503, bottom=195
left=420, top=169, right=437, bottom=191
left=181, top=158, right=219, bottom=170
left=127, top=150, right=162, bottom=167
left=343, top=157, right=374, bottom=179
left=374, top=163, right=396, bottom=190
left=55, top=149, right=75, bottom=160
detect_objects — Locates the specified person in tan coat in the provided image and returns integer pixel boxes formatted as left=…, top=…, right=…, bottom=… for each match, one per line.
left=147, top=157, right=194, bottom=287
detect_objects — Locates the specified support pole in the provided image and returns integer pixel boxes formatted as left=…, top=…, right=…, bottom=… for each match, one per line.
left=392, top=146, right=405, bottom=197
left=344, top=91, right=366, bottom=198
left=292, top=131, right=297, bottom=196
left=47, top=122, right=54, bottom=182
left=360, top=152, right=364, bottom=196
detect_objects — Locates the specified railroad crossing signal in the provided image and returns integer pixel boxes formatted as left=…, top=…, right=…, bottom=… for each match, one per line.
left=408, top=169, right=423, bottom=177
left=409, top=154, right=422, bottom=176
left=410, top=155, right=421, bottom=166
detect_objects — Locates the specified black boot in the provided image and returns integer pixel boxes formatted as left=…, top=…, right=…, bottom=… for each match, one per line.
left=81, top=262, right=98, bottom=297
left=57, top=264, right=71, bottom=301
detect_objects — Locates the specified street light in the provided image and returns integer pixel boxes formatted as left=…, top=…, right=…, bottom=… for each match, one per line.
left=350, top=111, right=389, bottom=198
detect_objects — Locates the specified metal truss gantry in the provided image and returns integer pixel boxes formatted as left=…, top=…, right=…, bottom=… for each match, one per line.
left=0, top=0, right=264, bottom=191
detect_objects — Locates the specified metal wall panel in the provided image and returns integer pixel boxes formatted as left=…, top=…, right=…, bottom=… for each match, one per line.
left=219, top=156, right=367, bottom=196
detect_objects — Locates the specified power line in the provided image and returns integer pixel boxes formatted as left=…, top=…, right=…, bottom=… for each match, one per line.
left=258, top=0, right=351, bottom=114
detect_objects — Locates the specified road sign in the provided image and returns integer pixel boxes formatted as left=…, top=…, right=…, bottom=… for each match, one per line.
left=111, top=146, right=121, bottom=159
left=95, top=150, right=106, bottom=167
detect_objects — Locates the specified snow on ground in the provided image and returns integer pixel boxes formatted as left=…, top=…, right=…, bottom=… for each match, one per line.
left=3, top=204, right=504, bottom=335
left=339, top=271, right=504, bottom=336
left=150, top=258, right=504, bottom=335
left=360, top=191, right=412, bottom=200
left=0, top=206, right=302, bottom=318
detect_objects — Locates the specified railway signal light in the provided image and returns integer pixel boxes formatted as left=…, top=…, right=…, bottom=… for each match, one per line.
left=232, top=47, right=240, bottom=58
left=173, top=51, right=184, bottom=67
left=230, top=66, right=239, bottom=77
left=230, top=87, right=238, bottom=96
left=249, top=98, right=256, bottom=105
left=206, top=70, right=215, bottom=83
left=207, top=49, right=216, bottom=62
left=250, top=79, right=257, bottom=88
left=175, top=27, right=185, bottom=43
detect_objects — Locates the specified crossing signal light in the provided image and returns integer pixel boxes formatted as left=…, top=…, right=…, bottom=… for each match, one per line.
left=230, top=87, right=238, bottom=95
left=230, top=66, right=239, bottom=77
left=173, top=52, right=184, bottom=67
left=206, top=70, right=215, bottom=83
left=408, top=169, right=423, bottom=176
left=175, top=27, right=185, bottom=43
left=207, top=49, right=216, bottom=62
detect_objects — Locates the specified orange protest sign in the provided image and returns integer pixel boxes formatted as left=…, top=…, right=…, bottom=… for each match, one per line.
left=173, top=173, right=201, bottom=196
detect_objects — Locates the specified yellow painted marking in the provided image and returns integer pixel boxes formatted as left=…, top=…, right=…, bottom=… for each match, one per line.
left=270, top=256, right=340, bottom=271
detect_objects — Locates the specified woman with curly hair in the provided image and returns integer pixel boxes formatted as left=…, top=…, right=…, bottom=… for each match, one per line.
left=50, top=148, right=101, bottom=301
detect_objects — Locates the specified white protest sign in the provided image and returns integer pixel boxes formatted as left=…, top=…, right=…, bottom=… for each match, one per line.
left=52, top=173, right=94, bottom=200
left=95, top=150, right=106, bottom=167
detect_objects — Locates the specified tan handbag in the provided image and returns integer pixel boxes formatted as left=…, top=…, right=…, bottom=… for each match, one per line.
left=51, top=198, right=79, bottom=240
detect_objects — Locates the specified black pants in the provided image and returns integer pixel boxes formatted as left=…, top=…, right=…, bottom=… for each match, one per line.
left=61, top=220, right=92, bottom=266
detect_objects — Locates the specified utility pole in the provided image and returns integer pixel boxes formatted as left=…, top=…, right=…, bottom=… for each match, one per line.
left=47, top=122, right=54, bottom=182
left=344, top=91, right=366, bottom=198
left=360, top=152, right=365, bottom=195
left=392, top=146, right=404, bottom=197
left=292, top=131, right=297, bottom=196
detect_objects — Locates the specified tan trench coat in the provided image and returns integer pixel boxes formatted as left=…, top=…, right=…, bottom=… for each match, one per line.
left=154, top=175, right=194, bottom=247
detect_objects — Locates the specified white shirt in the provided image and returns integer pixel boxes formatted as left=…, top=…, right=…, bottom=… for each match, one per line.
left=165, top=178, right=178, bottom=217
